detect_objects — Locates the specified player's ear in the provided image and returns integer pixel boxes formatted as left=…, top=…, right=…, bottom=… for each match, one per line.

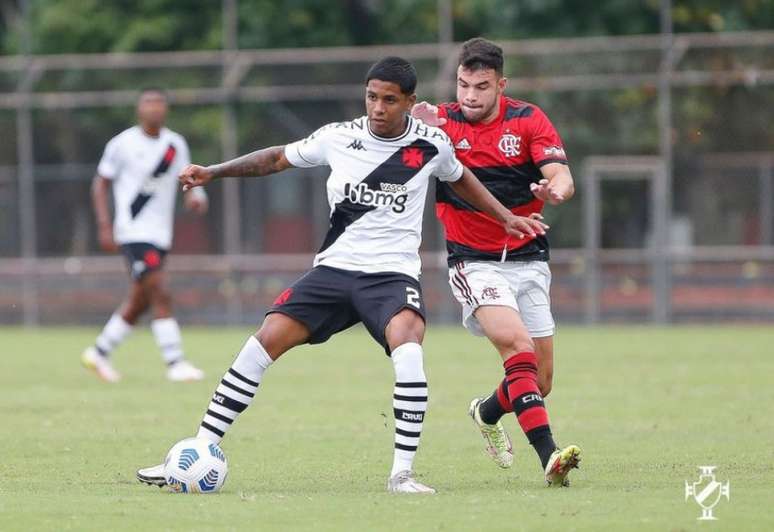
left=498, top=76, right=508, bottom=93
left=407, top=93, right=417, bottom=107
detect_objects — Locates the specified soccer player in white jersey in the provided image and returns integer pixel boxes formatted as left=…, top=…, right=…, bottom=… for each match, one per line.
left=136, top=57, right=548, bottom=493
left=81, top=88, right=208, bottom=383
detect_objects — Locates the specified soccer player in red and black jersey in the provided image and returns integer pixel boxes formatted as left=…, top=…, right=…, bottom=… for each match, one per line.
left=412, top=38, right=580, bottom=486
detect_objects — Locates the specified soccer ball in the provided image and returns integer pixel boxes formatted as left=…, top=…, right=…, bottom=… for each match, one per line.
left=163, top=437, right=228, bottom=494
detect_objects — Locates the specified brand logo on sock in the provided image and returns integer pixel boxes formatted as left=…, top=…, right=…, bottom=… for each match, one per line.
left=212, top=393, right=225, bottom=405
left=685, top=466, right=730, bottom=520
left=521, top=393, right=543, bottom=404
left=401, top=411, right=424, bottom=422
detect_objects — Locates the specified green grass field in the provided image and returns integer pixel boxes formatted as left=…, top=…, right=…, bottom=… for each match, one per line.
left=1, top=325, right=772, bottom=531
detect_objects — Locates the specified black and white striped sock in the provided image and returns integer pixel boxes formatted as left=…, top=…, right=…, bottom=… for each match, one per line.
left=390, top=342, right=428, bottom=477
left=197, top=336, right=274, bottom=444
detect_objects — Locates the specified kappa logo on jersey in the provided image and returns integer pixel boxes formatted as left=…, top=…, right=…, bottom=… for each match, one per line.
left=344, top=182, right=408, bottom=213
left=498, top=134, right=521, bottom=157
left=347, top=139, right=366, bottom=151
left=454, top=138, right=472, bottom=150
left=402, top=147, right=424, bottom=168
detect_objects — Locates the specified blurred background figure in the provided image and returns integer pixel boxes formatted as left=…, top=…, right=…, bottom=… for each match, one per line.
left=82, top=88, right=208, bottom=382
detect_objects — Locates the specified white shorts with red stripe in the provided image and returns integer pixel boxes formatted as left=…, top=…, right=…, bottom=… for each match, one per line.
left=448, top=260, right=555, bottom=338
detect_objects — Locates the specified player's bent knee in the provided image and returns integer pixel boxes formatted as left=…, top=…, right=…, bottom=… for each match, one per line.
left=255, top=313, right=310, bottom=359
left=385, top=308, right=425, bottom=350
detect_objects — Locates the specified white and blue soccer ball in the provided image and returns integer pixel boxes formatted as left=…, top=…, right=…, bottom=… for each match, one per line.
left=163, top=437, right=228, bottom=494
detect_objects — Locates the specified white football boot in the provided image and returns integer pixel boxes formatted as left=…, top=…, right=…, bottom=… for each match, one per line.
left=81, top=346, right=121, bottom=383
left=387, top=471, right=436, bottom=494
left=137, top=463, right=167, bottom=487
left=468, top=397, right=513, bottom=468
left=166, top=360, right=205, bottom=382
left=545, top=444, right=581, bottom=487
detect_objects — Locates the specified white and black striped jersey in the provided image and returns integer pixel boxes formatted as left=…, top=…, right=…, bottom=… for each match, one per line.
left=284, top=116, right=463, bottom=280
left=97, top=126, right=205, bottom=250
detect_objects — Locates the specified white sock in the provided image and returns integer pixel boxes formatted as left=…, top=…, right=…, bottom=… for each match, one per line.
left=197, top=336, right=274, bottom=444
left=94, top=313, right=132, bottom=357
left=151, top=317, right=184, bottom=365
left=390, top=342, right=428, bottom=478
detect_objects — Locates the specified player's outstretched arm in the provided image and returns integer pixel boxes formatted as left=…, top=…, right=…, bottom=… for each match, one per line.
left=179, top=145, right=292, bottom=191
left=530, top=162, right=575, bottom=205
left=449, top=167, right=549, bottom=239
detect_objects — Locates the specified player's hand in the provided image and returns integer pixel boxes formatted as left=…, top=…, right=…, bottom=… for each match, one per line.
left=179, top=164, right=214, bottom=191
left=97, top=224, right=117, bottom=252
left=530, top=179, right=568, bottom=205
left=503, top=213, right=549, bottom=239
left=410, top=101, right=446, bottom=127
left=184, top=193, right=209, bottom=215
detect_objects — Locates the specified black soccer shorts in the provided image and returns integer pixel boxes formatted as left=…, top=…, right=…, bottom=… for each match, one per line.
left=120, top=242, right=168, bottom=281
left=267, top=265, right=426, bottom=355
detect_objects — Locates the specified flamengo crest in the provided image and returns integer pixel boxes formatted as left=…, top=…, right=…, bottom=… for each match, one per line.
left=498, top=134, right=521, bottom=157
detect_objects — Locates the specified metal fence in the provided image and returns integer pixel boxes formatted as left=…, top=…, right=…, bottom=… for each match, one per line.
left=1, top=28, right=773, bottom=326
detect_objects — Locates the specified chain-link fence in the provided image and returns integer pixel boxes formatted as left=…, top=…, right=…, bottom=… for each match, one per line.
left=1, top=30, right=773, bottom=325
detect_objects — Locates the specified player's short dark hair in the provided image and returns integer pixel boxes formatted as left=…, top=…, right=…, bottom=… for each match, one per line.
left=365, top=56, right=417, bottom=95
left=458, top=37, right=504, bottom=75
left=139, top=87, right=167, bottom=100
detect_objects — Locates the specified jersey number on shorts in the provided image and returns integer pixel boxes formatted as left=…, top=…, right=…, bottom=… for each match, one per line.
left=406, top=287, right=421, bottom=309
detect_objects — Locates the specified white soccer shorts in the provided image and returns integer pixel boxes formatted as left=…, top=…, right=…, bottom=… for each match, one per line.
left=448, top=260, right=555, bottom=338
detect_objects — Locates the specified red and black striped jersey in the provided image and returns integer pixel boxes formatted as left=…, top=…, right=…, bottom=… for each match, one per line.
left=436, top=96, right=569, bottom=265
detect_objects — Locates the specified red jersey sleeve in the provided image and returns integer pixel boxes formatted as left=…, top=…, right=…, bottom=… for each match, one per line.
left=528, top=106, right=568, bottom=167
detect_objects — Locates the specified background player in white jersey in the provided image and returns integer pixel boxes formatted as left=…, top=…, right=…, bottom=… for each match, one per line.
left=136, top=57, right=548, bottom=493
left=82, top=88, right=208, bottom=383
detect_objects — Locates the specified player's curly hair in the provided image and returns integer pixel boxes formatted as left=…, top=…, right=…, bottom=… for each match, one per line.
left=458, top=37, right=504, bottom=75
left=365, top=56, right=417, bottom=95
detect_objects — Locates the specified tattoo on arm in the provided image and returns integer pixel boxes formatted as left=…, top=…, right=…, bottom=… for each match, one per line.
left=208, top=146, right=289, bottom=179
